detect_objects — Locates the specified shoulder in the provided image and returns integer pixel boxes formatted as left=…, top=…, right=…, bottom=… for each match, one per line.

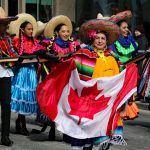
left=11, top=37, right=20, bottom=47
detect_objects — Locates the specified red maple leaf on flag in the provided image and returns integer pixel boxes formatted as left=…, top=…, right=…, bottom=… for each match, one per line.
left=68, top=83, right=111, bottom=124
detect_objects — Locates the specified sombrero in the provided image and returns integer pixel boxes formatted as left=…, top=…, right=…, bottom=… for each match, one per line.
left=0, top=7, right=18, bottom=23
left=109, top=10, right=132, bottom=24
left=35, top=21, right=47, bottom=38
left=97, top=13, right=110, bottom=20
left=44, top=15, right=72, bottom=38
left=8, top=13, right=37, bottom=37
left=79, top=19, right=120, bottom=45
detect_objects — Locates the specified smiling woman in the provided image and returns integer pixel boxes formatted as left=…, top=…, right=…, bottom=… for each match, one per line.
left=60, top=19, right=122, bottom=150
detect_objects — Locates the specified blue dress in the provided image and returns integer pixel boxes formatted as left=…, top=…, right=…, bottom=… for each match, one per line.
left=11, top=63, right=38, bottom=115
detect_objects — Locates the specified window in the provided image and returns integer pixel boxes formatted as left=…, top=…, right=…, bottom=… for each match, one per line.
left=8, top=0, right=18, bottom=16
left=26, top=0, right=54, bottom=22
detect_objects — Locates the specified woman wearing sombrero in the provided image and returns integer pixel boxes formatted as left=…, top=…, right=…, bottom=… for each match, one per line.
left=0, top=7, right=18, bottom=146
left=43, top=15, right=80, bottom=60
left=109, top=10, right=139, bottom=120
left=34, top=15, right=80, bottom=141
left=61, top=19, right=123, bottom=150
left=9, top=13, right=44, bottom=136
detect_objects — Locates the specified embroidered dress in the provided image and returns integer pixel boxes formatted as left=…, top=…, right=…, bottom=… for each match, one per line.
left=110, top=35, right=139, bottom=120
left=110, top=35, right=138, bottom=67
left=11, top=36, right=39, bottom=115
left=65, top=47, right=124, bottom=149
left=36, top=37, right=80, bottom=123
left=0, top=33, right=17, bottom=68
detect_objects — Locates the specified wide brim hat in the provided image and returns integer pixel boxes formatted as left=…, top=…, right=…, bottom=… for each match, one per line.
left=97, top=13, right=110, bottom=20
left=35, top=21, right=47, bottom=38
left=109, top=10, right=132, bottom=24
left=8, top=13, right=37, bottom=37
left=44, top=15, right=72, bottom=38
left=79, top=19, right=120, bottom=45
left=0, top=7, right=18, bottom=23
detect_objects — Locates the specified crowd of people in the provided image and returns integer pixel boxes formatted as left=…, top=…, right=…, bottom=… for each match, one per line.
left=0, top=6, right=149, bottom=150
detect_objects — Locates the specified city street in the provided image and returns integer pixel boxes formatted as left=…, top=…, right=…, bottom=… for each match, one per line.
left=0, top=109, right=150, bottom=150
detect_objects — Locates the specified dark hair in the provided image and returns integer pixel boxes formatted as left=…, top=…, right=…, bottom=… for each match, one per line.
left=18, top=21, right=34, bottom=55
left=117, top=20, right=127, bottom=27
left=20, top=21, right=32, bottom=29
left=135, top=24, right=145, bottom=34
left=54, top=24, right=66, bottom=32
left=89, top=30, right=108, bottom=45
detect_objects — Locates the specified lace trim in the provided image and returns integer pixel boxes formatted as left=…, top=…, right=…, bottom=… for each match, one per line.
left=110, top=135, right=127, bottom=146
left=115, top=41, right=135, bottom=56
left=95, top=139, right=110, bottom=150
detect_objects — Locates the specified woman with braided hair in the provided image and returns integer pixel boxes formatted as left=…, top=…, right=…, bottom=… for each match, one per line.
left=11, top=19, right=41, bottom=136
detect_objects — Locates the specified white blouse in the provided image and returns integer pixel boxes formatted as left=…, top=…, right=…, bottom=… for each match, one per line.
left=0, top=65, right=14, bottom=78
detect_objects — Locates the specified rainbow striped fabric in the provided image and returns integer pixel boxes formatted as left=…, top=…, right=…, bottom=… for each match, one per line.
left=75, top=49, right=97, bottom=81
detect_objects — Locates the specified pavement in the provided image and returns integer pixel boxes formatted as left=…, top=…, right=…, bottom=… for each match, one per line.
left=136, top=100, right=150, bottom=111
left=0, top=100, right=149, bottom=150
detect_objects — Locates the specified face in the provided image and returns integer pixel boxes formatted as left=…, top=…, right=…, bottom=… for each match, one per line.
left=0, top=22, right=9, bottom=34
left=120, top=22, right=129, bottom=37
left=22, top=23, right=33, bottom=37
left=92, top=32, right=107, bottom=50
left=56, top=25, right=70, bottom=41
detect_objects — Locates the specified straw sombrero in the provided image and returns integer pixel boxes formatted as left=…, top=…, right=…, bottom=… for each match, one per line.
left=9, top=13, right=37, bottom=37
left=97, top=13, right=110, bottom=20
left=44, top=15, right=72, bottom=38
left=79, top=19, right=120, bottom=45
left=109, top=10, right=132, bottom=24
left=0, top=7, right=18, bottom=23
left=35, top=21, right=47, bottom=38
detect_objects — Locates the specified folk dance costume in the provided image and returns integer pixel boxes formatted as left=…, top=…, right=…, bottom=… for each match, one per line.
left=8, top=13, right=44, bottom=136
left=109, top=10, right=139, bottom=120
left=0, top=6, right=18, bottom=146
left=36, top=19, right=137, bottom=150
left=35, top=15, right=80, bottom=140
left=11, top=36, right=39, bottom=115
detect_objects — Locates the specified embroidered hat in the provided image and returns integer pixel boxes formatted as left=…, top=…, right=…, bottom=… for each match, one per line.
left=8, top=13, right=37, bottom=37
left=0, top=7, right=18, bottom=23
left=109, top=10, right=132, bottom=24
left=44, top=15, right=72, bottom=38
left=79, top=19, right=120, bottom=45
left=35, top=21, right=47, bottom=38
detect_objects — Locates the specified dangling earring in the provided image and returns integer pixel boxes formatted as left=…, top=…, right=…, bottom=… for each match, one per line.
left=69, top=36, right=73, bottom=42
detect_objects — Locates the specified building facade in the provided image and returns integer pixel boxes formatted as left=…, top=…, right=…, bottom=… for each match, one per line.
left=0, top=0, right=75, bottom=22
left=1, top=0, right=150, bottom=44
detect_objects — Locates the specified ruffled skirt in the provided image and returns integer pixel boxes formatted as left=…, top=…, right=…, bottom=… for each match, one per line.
left=11, top=64, right=38, bottom=115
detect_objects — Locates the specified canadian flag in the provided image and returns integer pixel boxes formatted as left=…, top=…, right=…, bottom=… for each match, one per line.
left=37, top=58, right=137, bottom=139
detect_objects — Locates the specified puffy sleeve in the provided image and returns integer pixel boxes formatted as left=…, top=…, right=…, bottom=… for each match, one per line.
left=12, top=37, right=20, bottom=52
left=32, top=38, right=50, bottom=52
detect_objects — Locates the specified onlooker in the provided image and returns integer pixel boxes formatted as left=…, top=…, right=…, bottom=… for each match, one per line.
left=134, top=24, right=149, bottom=52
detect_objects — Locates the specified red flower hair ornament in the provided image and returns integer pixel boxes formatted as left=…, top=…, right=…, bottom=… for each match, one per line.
left=87, top=30, right=97, bottom=39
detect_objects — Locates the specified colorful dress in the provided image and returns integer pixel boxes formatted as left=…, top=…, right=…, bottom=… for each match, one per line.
left=110, top=35, right=139, bottom=120
left=36, top=37, right=80, bottom=125
left=11, top=36, right=39, bottom=115
left=63, top=47, right=123, bottom=149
